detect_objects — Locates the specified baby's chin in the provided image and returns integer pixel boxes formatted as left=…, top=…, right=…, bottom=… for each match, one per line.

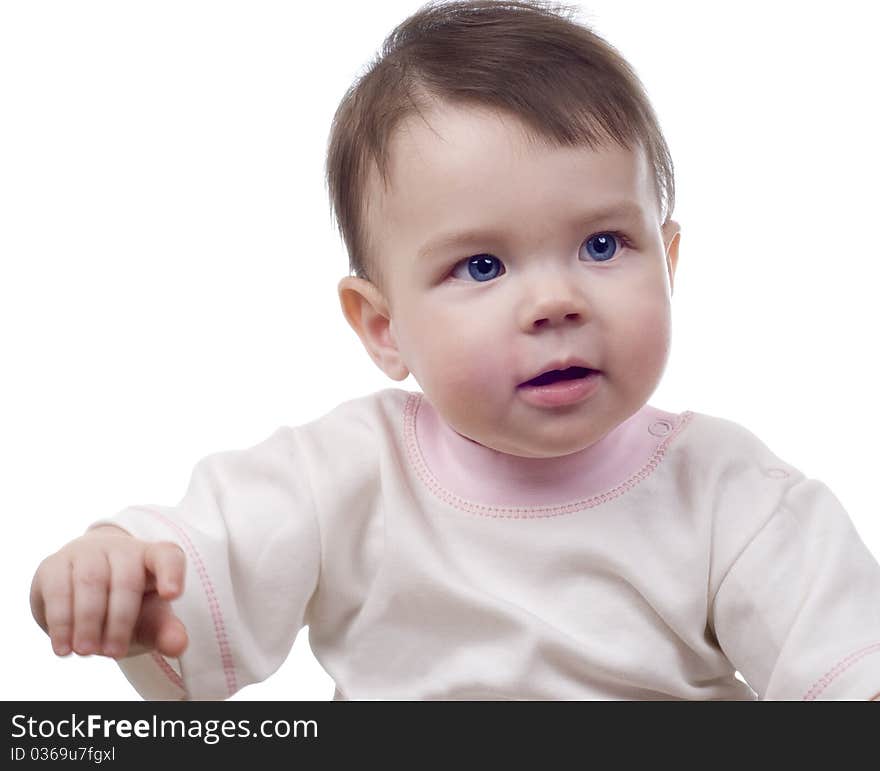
left=426, top=384, right=626, bottom=458
left=462, top=419, right=612, bottom=459
left=486, top=435, right=604, bottom=459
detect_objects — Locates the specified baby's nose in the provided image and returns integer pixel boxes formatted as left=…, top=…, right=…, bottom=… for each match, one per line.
left=531, top=307, right=582, bottom=329
left=522, top=287, right=588, bottom=330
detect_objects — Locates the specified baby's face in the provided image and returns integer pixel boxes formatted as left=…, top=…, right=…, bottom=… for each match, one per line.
left=343, top=100, right=680, bottom=458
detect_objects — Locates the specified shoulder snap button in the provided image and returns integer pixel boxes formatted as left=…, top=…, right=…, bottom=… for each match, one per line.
left=648, top=419, right=673, bottom=437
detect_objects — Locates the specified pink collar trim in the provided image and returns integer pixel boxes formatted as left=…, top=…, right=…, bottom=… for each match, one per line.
left=403, top=392, right=692, bottom=518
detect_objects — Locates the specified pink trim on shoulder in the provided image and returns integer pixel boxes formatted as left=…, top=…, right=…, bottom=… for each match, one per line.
left=402, top=392, right=693, bottom=518
left=802, top=641, right=880, bottom=700
left=132, top=506, right=238, bottom=697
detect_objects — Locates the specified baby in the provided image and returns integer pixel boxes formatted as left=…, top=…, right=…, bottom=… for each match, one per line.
left=30, top=0, right=880, bottom=700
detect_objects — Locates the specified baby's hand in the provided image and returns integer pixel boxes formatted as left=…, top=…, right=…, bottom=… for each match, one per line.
left=30, top=525, right=189, bottom=660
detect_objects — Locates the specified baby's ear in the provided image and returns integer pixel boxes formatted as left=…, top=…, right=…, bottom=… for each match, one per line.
left=661, top=219, right=681, bottom=295
left=337, top=276, right=410, bottom=381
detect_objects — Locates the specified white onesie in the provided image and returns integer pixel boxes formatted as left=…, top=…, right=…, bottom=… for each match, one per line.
left=92, top=388, right=880, bottom=700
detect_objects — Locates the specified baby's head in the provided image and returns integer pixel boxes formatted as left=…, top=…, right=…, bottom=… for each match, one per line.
left=326, top=0, right=681, bottom=458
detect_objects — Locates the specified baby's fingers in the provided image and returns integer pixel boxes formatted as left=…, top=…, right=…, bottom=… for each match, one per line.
left=101, top=556, right=146, bottom=659
left=131, top=593, right=188, bottom=658
left=143, top=541, right=186, bottom=600
left=32, top=558, right=74, bottom=656
left=71, top=554, right=111, bottom=656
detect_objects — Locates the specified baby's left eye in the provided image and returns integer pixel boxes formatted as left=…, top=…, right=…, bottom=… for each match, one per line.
left=580, top=232, right=628, bottom=262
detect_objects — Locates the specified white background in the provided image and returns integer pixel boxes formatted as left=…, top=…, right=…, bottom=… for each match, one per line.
left=2, top=0, right=878, bottom=700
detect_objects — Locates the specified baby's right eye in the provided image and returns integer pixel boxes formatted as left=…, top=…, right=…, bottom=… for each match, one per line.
left=451, top=254, right=506, bottom=282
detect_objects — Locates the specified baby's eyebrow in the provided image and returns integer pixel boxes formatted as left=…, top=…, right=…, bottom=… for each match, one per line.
left=417, top=201, right=644, bottom=260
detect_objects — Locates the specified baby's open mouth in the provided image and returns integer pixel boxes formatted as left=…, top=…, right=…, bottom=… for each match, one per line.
left=519, top=366, right=595, bottom=388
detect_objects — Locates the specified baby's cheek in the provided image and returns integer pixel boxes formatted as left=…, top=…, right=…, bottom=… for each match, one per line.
left=617, top=295, right=672, bottom=379
left=433, top=334, right=506, bottom=396
left=420, top=340, right=511, bottom=444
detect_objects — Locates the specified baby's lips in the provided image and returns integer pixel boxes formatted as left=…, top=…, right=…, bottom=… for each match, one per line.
left=519, top=365, right=599, bottom=388
left=518, top=355, right=599, bottom=386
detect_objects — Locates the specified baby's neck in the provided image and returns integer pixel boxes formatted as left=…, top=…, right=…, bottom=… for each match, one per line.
left=412, top=397, right=680, bottom=507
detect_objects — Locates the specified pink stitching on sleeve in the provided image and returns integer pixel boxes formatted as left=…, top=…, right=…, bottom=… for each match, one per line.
left=134, top=507, right=238, bottom=697
left=150, top=651, right=186, bottom=694
left=802, top=641, right=880, bottom=700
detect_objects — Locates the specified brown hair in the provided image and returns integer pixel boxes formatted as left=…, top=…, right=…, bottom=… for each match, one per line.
left=325, top=0, right=675, bottom=291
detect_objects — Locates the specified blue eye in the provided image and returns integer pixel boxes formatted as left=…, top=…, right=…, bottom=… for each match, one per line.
left=451, top=254, right=505, bottom=282
left=581, top=232, right=622, bottom=262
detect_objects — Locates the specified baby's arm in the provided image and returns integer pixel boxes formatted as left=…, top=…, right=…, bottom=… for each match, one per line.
left=30, top=524, right=188, bottom=661
left=711, top=474, right=880, bottom=700
left=55, top=424, right=323, bottom=700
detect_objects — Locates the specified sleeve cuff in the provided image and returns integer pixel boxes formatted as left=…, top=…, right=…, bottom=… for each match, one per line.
left=115, top=652, right=187, bottom=700
left=89, top=508, right=238, bottom=701
left=799, top=641, right=880, bottom=701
